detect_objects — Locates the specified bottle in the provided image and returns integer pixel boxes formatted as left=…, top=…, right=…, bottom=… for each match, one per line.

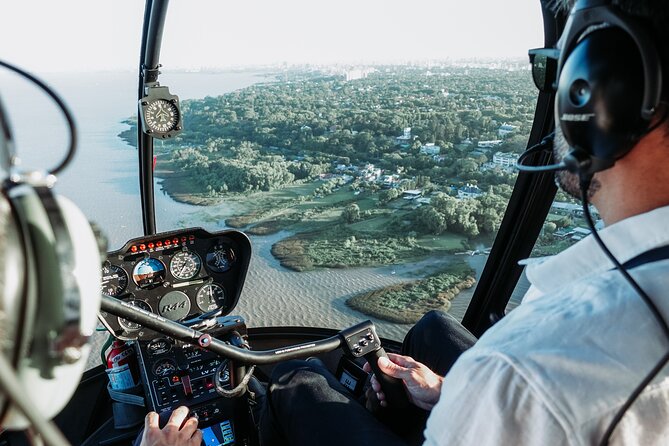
left=106, top=340, right=138, bottom=390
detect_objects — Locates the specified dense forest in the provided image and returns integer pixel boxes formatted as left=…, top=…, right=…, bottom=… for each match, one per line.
left=121, top=64, right=538, bottom=238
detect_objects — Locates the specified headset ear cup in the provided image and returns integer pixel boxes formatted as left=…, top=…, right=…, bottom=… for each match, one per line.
left=557, top=27, right=646, bottom=166
left=0, top=184, right=101, bottom=430
left=0, top=193, right=33, bottom=425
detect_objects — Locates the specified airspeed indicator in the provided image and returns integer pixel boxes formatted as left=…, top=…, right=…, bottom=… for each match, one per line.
left=170, top=251, right=201, bottom=280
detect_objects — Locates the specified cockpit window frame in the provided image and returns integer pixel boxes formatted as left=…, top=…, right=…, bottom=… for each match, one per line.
left=461, top=2, right=567, bottom=337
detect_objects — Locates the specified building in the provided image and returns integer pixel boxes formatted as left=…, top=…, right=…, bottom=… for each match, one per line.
left=492, top=151, right=517, bottom=168
left=498, top=123, right=517, bottom=138
left=457, top=184, right=483, bottom=199
left=395, top=128, right=413, bottom=147
left=360, top=164, right=382, bottom=182
left=379, top=174, right=400, bottom=188
left=551, top=201, right=600, bottom=219
left=402, top=189, right=423, bottom=200
left=420, top=143, right=441, bottom=156
left=478, top=140, right=503, bottom=149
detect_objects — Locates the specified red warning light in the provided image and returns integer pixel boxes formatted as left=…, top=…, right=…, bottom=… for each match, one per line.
left=148, top=243, right=154, bottom=249
left=173, top=238, right=179, bottom=244
left=165, top=239, right=171, bottom=246
left=130, top=246, right=138, bottom=253
left=181, top=236, right=187, bottom=242
left=171, top=375, right=180, bottom=383
left=139, top=244, right=146, bottom=251
left=156, top=241, right=162, bottom=247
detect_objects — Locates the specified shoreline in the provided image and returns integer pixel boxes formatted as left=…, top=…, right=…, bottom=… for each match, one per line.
left=155, top=167, right=223, bottom=206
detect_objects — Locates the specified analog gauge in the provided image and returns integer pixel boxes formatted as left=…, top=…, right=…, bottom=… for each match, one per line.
left=153, top=359, right=177, bottom=377
left=205, top=244, right=236, bottom=273
left=101, top=264, right=128, bottom=297
left=144, top=99, right=179, bottom=133
left=132, top=258, right=166, bottom=288
left=170, top=251, right=202, bottom=281
left=196, top=284, right=226, bottom=312
left=118, top=300, right=152, bottom=331
left=147, top=338, right=172, bottom=356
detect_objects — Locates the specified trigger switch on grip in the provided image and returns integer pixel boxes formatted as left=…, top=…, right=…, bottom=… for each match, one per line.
left=364, top=347, right=410, bottom=409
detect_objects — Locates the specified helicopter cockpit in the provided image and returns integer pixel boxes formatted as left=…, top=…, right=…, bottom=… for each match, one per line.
left=0, top=0, right=552, bottom=443
left=4, top=0, right=669, bottom=444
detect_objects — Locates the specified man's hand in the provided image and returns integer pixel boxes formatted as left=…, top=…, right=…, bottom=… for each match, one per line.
left=364, top=353, right=443, bottom=411
left=140, top=406, right=202, bottom=446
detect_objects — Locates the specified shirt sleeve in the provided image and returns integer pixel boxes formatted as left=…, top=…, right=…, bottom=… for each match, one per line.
left=423, top=351, right=570, bottom=446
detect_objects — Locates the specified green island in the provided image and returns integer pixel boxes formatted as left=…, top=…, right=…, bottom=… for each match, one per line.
left=347, top=266, right=476, bottom=324
left=120, top=64, right=583, bottom=321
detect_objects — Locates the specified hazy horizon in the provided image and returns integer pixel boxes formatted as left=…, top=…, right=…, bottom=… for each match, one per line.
left=1, top=0, right=544, bottom=74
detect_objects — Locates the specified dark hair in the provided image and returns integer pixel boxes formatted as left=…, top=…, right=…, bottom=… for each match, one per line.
left=544, top=0, right=669, bottom=101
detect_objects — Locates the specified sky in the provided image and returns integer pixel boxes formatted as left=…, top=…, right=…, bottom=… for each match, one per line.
left=1, top=0, right=544, bottom=72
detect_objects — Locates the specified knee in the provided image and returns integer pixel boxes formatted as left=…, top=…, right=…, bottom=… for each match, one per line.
left=416, top=310, right=451, bottom=334
left=269, top=360, right=329, bottom=395
left=272, top=358, right=325, bottom=379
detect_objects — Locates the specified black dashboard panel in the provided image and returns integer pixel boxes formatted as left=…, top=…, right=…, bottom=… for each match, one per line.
left=98, top=228, right=251, bottom=341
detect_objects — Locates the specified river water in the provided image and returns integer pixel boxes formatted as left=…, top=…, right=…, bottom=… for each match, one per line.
left=0, top=70, right=527, bottom=354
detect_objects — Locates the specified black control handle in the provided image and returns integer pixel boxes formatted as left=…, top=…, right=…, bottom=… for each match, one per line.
left=364, top=347, right=410, bottom=409
left=339, top=321, right=410, bottom=409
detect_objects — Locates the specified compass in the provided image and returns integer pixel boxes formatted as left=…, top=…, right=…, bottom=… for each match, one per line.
left=139, top=86, right=183, bottom=139
left=144, top=99, right=179, bottom=133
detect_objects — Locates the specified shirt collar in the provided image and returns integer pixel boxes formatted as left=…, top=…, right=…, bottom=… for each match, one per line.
left=525, top=205, right=669, bottom=294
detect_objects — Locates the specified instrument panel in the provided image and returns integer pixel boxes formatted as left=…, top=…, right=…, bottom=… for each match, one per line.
left=98, top=228, right=251, bottom=340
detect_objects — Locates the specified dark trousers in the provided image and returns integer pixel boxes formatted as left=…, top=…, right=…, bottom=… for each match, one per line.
left=259, top=310, right=477, bottom=446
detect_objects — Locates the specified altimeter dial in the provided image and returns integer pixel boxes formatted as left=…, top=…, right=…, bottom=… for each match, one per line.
left=170, top=251, right=202, bottom=281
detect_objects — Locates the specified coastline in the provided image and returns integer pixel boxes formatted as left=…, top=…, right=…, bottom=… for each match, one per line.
left=155, top=166, right=222, bottom=206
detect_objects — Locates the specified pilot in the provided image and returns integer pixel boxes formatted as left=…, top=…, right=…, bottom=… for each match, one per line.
left=258, top=0, right=669, bottom=445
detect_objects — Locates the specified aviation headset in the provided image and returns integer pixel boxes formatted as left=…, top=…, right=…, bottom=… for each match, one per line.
left=0, top=61, right=103, bottom=431
left=556, top=0, right=663, bottom=177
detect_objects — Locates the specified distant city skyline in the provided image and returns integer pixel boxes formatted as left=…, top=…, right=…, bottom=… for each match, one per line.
left=1, top=0, right=544, bottom=73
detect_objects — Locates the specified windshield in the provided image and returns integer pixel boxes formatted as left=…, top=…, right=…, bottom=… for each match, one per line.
left=1, top=0, right=543, bottom=343
left=1, top=1, right=145, bottom=240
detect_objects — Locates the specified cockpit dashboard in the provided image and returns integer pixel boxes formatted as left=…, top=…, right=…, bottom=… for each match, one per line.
left=98, top=228, right=251, bottom=341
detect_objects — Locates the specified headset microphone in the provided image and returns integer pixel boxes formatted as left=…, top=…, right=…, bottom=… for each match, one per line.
left=515, top=132, right=567, bottom=173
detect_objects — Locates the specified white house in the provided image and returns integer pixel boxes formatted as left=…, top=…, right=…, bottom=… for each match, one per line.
left=498, top=123, right=517, bottom=138
left=492, top=151, right=517, bottom=168
left=457, top=184, right=483, bottom=199
left=420, top=143, right=441, bottom=156
left=395, top=128, right=413, bottom=147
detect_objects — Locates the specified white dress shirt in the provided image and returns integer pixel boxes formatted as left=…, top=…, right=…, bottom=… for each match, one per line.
left=424, top=205, right=669, bottom=445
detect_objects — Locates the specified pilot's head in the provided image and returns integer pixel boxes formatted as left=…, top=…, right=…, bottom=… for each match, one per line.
left=547, top=0, right=669, bottom=202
